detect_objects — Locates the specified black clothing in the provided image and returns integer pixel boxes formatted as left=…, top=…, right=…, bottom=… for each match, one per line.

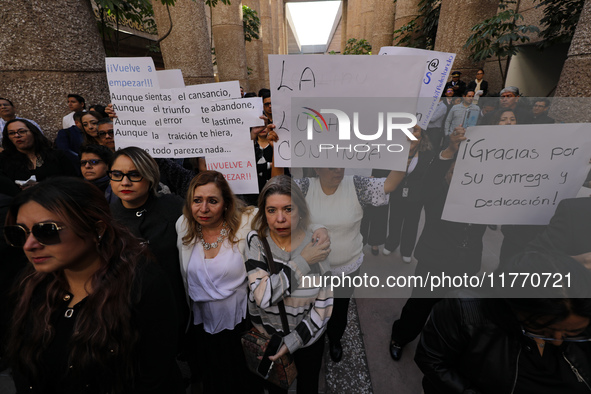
left=415, top=297, right=591, bottom=394
left=12, top=262, right=184, bottom=394
left=0, top=149, right=77, bottom=183
left=265, top=333, right=326, bottom=394
left=390, top=157, right=486, bottom=346
left=443, top=80, right=467, bottom=97
left=327, top=268, right=359, bottom=345
left=110, top=194, right=189, bottom=346
left=384, top=150, right=436, bottom=255
left=527, top=197, right=591, bottom=256
left=531, top=113, right=556, bottom=124
left=466, top=80, right=489, bottom=97
left=0, top=193, right=27, bottom=363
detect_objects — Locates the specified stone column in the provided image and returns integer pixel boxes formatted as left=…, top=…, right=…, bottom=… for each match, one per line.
left=271, top=0, right=286, bottom=54
left=371, top=0, right=396, bottom=54
left=359, top=0, right=375, bottom=42
left=259, top=0, right=274, bottom=87
left=555, top=0, right=591, bottom=97
left=153, top=0, right=215, bottom=86
left=211, top=0, right=250, bottom=90
left=434, top=0, right=499, bottom=79
left=0, top=0, right=109, bottom=138
left=341, top=0, right=349, bottom=53
left=243, top=0, right=265, bottom=93
left=393, top=0, right=421, bottom=32
left=351, top=0, right=362, bottom=40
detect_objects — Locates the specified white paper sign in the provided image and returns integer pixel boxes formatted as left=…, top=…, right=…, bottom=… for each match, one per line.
left=106, top=57, right=159, bottom=89
left=105, top=58, right=261, bottom=193
left=378, top=47, right=456, bottom=129
left=268, top=54, right=426, bottom=167
left=442, top=123, right=591, bottom=225
left=157, top=69, right=185, bottom=89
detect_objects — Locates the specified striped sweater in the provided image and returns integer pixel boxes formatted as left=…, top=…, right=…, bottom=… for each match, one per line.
left=244, top=230, right=333, bottom=354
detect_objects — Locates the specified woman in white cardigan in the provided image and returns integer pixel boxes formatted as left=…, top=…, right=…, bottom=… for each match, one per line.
left=176, top=171, right=327, bottom=394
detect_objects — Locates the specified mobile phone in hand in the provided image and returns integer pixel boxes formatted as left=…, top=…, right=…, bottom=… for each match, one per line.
left=258, top=334, right=283, bottom=378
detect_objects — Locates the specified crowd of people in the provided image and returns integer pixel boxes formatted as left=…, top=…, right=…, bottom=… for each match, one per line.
left=1, top=74, right=591, bottom=394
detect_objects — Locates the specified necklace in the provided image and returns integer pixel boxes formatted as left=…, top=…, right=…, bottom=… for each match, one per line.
left=269, top=232, right=290, bottom=252
left=197, top=221, right=228, bottom=250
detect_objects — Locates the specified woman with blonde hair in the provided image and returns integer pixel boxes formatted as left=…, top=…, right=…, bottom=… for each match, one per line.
left=176, top=171, right=327, bottom=393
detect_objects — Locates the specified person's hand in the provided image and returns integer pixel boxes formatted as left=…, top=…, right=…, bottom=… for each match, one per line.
left=105, top=103, right=117, bottom=119
left=268, top=344, right=289, bottom=361
left=572, top=252, right=591, bottom=270
left=448, top=126, right=467, bottom=151
left=267, top=125, right=278, bottom=142
left=300, top=238, right=331, bottom=265
left=311, top=227, right=330, bottom=246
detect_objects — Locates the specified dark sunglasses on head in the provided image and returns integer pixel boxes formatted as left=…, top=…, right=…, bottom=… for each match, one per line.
left=4, top=222, right=65, bottom=247
left=80, top=159, right=104, bottom=166
left=107, top=171, right=143, bottom=182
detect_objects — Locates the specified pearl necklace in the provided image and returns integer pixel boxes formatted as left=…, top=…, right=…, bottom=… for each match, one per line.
left=197, top=221, right=229, bottom=250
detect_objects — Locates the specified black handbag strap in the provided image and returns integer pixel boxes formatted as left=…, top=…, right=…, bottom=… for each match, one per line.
left=259, top=235, right=291, bottom=335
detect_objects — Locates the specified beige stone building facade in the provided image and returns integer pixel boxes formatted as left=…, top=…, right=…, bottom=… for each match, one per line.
left=1, top=0, right=590, bottom=139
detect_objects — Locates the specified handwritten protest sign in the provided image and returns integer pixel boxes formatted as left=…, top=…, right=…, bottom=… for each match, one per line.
left=268, top=54, right=426, bottom=167
left=106, top=57, right=262, bottom=193
left=378, top=47, right=456, bottom=129
left=157, top=69, right=185, bottom=89
left=442, top=124, right=591, bottom=225
left=290, top=97, right=412, bottom=171
left=106, top=57, right=159, bottom=89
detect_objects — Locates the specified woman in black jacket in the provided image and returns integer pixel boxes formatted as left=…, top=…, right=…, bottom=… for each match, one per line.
left=1, top=119, right=76, bottom=186
left=416, top=250, right=591, bottom=394
left=4, top=177, right=184, bottom=393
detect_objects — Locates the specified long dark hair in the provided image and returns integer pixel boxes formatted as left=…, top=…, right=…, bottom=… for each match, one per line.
left=492, top=250, right=591, bottom=331
left=1, top=119, right=52, bottom=165
left=80, top=111, right=105, bottom=146
left=5, top=177, right=150, bottom=390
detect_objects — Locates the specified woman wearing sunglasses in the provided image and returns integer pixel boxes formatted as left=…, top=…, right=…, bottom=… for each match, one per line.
left=415, top=250, right=591, bottom=394
left=0, top=119, right=76, bottom=187
left=79, top=144, right=117, bottom=202
left=3, top=177, right=184, bottom=393
left=108, top=147, right=189, bottom=349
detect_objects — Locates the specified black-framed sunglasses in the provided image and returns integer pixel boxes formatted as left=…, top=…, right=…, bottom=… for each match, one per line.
left=107, top=171, right=144, bottom=182
left=4, top=222, right=66, bottom=247
left=98, top=130, right=114, bottom=138
left=521, top=327, right=591, bottom=343
left=80, top=159, right=104, bottom=166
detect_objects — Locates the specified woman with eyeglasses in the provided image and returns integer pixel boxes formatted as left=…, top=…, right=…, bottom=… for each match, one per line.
left=3, top=177, right=184, bottom=393
left=0, top=119, right=76, bottom=188
left=79, top=144, right=118, bottom=203
left=108, top=147, right=189, bottom=343
left=416, top=250, right=591, bottom=394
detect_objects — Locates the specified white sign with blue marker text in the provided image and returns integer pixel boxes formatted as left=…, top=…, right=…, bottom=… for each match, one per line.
left=378, top=47, right=456, bottom=129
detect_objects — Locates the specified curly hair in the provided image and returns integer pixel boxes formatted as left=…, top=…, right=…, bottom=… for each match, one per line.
left=5, top=177, right=150, bottom=391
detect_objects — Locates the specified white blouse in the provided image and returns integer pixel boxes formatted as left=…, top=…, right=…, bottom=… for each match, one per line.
left=187, top=240, right=247, bottom=334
